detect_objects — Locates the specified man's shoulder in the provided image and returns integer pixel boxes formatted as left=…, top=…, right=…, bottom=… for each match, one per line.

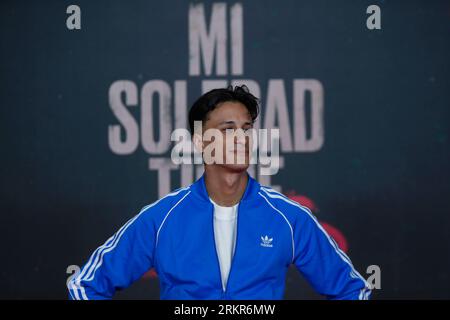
left=258, top=185, right=314, bottom=224
left=137, top=186, right=192, bottom=220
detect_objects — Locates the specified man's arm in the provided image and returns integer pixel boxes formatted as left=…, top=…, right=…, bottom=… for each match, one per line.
left=292, top=206, right=372, bottom=300
left=67, top=206, right=156, bottom=300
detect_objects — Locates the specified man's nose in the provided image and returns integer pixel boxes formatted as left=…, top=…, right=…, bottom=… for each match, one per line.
left=235, top=129, right=247, bottom=145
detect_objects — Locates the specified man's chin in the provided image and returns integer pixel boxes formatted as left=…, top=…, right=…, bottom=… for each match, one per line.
left=218, top=163, right=250, bottom=173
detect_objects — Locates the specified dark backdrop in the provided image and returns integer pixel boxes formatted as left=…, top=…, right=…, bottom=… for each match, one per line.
left=1, top=0, right=449, bottom=299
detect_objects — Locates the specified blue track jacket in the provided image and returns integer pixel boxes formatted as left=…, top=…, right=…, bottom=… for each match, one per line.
left=68, top=172, right=371, bottom=300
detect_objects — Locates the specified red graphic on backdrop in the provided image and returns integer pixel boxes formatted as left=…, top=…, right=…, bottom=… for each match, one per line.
left=286, top=191, right=349, bottom=253
left=142, top=268, right=158, bottom=279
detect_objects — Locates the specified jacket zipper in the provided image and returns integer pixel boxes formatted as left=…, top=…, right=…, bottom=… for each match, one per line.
left=211, top=202, right=225, bottom=293
left=224, top=202, right=240, bottom=294
left=211, top=201, right=241, bottom=296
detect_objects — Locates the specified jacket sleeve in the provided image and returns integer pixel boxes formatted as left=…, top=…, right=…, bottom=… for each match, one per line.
left=68, top=206, right=156, bottom=300
left=292, top=207, right=372, bottom=300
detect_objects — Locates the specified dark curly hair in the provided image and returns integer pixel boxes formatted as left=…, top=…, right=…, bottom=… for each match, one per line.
left=188, top=85, right=260, bottom=135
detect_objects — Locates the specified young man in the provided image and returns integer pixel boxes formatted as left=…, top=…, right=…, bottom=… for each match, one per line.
left=68, top=85, right=371, bottom=300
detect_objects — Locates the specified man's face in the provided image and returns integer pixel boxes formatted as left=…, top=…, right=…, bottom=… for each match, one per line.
left=195, top=101, right=254, bottom=172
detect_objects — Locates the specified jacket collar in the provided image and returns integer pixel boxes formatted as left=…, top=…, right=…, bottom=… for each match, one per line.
left=190, top=171, right=261, bottom=204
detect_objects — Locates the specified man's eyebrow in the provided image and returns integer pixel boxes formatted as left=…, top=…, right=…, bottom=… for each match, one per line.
left=218, top=120, right=235, bottom=125
left=218, top=120, right=253, bottom=125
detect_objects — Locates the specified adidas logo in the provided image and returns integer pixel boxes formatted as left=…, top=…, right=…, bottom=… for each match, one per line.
left=260, top=235, right=273, bottom=248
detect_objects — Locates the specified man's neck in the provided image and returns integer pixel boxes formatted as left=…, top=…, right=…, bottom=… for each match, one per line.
left=204, top=166, right=248, bottom=207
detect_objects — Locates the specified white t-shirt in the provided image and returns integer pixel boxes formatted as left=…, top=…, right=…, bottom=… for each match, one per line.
left=210, top=197, right=239, bottom=292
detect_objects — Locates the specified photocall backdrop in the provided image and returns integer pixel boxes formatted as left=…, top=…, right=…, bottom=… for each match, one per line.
left=1, top=0, right=449, bottom=299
